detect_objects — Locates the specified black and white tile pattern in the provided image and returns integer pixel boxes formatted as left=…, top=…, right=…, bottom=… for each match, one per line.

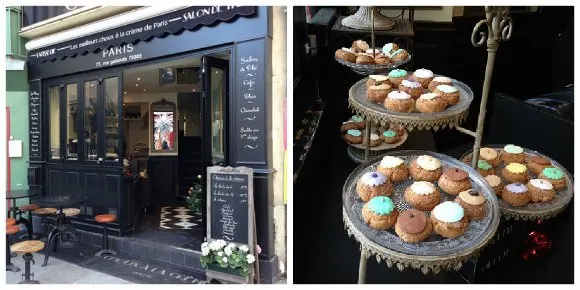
left=159, top=206, right=203, bottom=230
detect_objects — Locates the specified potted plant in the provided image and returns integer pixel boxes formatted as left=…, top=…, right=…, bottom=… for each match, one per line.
left=186, top=175, right=203, bottom=215
left=200, top=239, right=258, bottom=284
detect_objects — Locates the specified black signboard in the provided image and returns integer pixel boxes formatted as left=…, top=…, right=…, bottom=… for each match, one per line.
left=28, top=80, right=42, bottom=159
left=28, top=6, right=256, bottom=65
left=22, top=6, right=85, bottom=28
left=207, top=166, right=254, bottom=246
left=235, top=40, right=267, bottom=164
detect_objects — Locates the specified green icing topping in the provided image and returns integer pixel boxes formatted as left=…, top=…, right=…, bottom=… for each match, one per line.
left=351, top=115, right=364, bottom=122
left=367, top=196, right=395, bottom=215
left=347, top=129, right=362, bottom=137
left=542, top=167, right=564, bottom=180
left=388, top=69, right=407, bottom=78
left=383, top=130, right=396, bottom=138
left=478, top=160, right=492, bottom=170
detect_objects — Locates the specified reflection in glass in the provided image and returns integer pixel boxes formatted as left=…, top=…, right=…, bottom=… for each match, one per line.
left=66, top=84, right=78, bottom=160
left=49, top=86, right=60, bottom=159
left=105, top=77, right=119, bottom=161
left=84, top=80, right=98, bottom=161
left=211, top=67, right=225, bottom=165
left=153, top=112, right=174, bottom=150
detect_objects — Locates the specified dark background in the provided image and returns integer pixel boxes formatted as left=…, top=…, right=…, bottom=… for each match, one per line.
left=293, top=6, right=574, bottom=284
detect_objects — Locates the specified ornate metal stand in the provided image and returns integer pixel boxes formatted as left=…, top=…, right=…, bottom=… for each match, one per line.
left=342, top=7, right=395, bottom=30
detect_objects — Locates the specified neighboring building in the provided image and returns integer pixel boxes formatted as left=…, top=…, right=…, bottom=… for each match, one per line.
left=18, top=6, right=286, bottom=283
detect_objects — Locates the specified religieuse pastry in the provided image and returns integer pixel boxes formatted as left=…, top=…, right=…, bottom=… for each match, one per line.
left=538, top=167, right=567, bottom=190
left=527, top=155, right=552, bottom=175
left=366, top=75, right=389, bottom=88
left=340, top=120, right=364, bottom=132
left=356, top=171, right=393, bottom=202
left=376, top=156, right=409, bottom=183
left=477, top=160, right=495, bottom=176
left=485, top=175, right=503, bottom=196
left=367, top=83, right=392, bottom=104
left=501, top=163, right=529, bottom=183
left=501, top=144, right=526, bottom=164
left=398, top=79, right=424, bottom=100
left=438, top=167, right=472, bottom=195
left=409, top=155, right=443, bottom=182
left=352, top=40, right=370, bottom=53
left=527, top=179, right=556, bottom=203
left=362, top=196, right=399, bottom=230
left=335, top=47, right=357, bottom=63
left=343, top=129, right=363, bottom=144
left=382, top=130, right=400, bottom=144
left=411, top=68, right=434, bottom=89
left=479, top=147, right=501, bottom=167
left=390, top=48, right=409, bottom=62
left=430, top=201, right=470, bottom=239
left=433, top=85, right=461, bottom=107
left=356, top=53, right=375, bottom=64
left=502, top=183, right=530, bottom=206
left=455, top=189, right=487, bottom=221
left=384, top=91, right=415, bottom=113
left=350, top=115, right=366, bottom=128
left=388, top=69, right=408, bottom=87
left=394, top=209, right=433, bottom=243
left=416, top=93, right=447, bottom=113
left=404, top=181, right=441, bottom=211
left=389, top=123, right=406, bottom=137
left=363, top=133, right=383, bottom=147
left=382, top=43, right=399, bottom=55
left=428, top=76, right=453, bottom=92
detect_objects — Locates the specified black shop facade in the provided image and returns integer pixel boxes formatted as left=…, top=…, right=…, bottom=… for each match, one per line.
left=25, top=6, right=279, bottom=282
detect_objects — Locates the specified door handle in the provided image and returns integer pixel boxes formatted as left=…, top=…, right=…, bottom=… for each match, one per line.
left=97, top=158, right=104, bottom=165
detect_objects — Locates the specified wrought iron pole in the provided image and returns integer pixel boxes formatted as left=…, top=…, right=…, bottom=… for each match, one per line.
left=469, top=7, right=512, bottom=168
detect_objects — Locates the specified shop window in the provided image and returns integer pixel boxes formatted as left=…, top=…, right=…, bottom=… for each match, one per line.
left=105, top=77, right=119, bottom=161
left=49, top=86, right=60, bottom=160
left=84, top=80, right=99, bottom=161
left=66, top=83, right=78, bottom=160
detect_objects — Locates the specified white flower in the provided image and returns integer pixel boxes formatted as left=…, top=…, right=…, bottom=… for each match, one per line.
left=222, top=257, right=228, bottom=263
left=227, top=243, right=237, bottom=250
left=201, top=242, right=209, bottom=250
left=217, top=251, right=223, bottom=257
left=202, top=248, right=210, bottom=256
left=224, top=247, right=232, bottom=256
left=246, top=254, right=255, bottom=264
left=239, top=245, right=249, bottom=253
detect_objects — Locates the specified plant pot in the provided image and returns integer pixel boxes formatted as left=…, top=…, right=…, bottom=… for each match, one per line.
left=205, top=264, right=250, bottom=284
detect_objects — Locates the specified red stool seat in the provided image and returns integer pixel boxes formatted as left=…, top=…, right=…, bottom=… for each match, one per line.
left=19, top=204, right=40, bottom=212
left=95, top=214, right=116, bottom=223
left=6, top=218, right=16, bottom=226
left=7, top=225, right=20, bottom=235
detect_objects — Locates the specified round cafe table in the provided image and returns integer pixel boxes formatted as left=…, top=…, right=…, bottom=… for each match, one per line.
left=6, top=189, right=40, bottom=218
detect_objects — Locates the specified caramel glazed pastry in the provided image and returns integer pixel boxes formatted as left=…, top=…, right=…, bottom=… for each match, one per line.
left=404, top=181, right=441, bottom=211
left=376, top=156, right=409, bottom=183
left=356, top=171, right=393, bottom=202
left=409, top=155, right=443, bottom=182
left=438, top=167, right=472, bottom=195
left=362, top=196, right=399, bottom=230
left=527, top=178, right=556, bottom=203
left=430, top=201, right=470, bottom=239
left=395, top=209, right=433, bottom=243
left=455, top=189, right=487, bottom=221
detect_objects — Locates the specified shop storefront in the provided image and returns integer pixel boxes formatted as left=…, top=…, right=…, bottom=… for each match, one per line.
left=24, top=6, right=280, bottom=282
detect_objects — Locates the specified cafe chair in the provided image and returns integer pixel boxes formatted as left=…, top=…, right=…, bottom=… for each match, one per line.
left=33, top=208, right=58, bottom=242
left=11, top=240, right=45, bottom=284
left=94, top=214, right=118, bottom=256
left=6, top=223, right=21, bottom=272
left=18, top=203, right=40, bottom=240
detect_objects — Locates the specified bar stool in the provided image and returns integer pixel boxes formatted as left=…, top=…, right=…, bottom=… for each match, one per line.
left=57, top=208, right=80, bottom=245
left=18, top=204, right=40, bottom=240
left=11, top=240, right=45, bottom=284
left=94, top=214, right=117, bottom=256
left=6, top=224, right=21, bottom=272
left=33, top=208, right=57, bottom=242
left=7, top=218, right=17, bottom=258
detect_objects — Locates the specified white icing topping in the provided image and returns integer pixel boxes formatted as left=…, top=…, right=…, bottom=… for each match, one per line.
left=530, top=179, right=553, bottom=190
left=416, top=155, right=442, bottom=171
left=485, top=175, right=502, bottom=187
left=380, top=156, right=404, bottom=168
left=365, top=48, right=381, bottom=54
left=360, top=172, right=388, bottom=187
left=387, top=91, right=411, bottom=100
left=436, top=84, right=459, bottom=93
left=419, top=93, right=440, bottom=101
left=341, top=47, right=355, bottom=53
left=432, top=76, right=452, bottom=83
left=370, top=133, right=380, bottom=141
left=401, top=79, right=422, bottom=88
left=410, top=181, right=436, bottom=195
left=370, top=75, right=389, bottom=82
left=432, top=201, right=464, bottom=223
left=414, top=68, right=434, bottom=79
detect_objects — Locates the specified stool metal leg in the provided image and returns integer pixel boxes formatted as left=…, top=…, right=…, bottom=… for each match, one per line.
left=95, top=223, right=117, bottom=257
left=6, top=235, right=21, bottom=272
left=19, top=253, right=39, bottom=284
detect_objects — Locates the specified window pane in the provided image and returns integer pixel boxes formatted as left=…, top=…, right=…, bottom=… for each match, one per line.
left=84, top=80, right=98, bottom=161
left=104, top=77, right=119, bottom=162
left=66, top=84, right=78, bottom=160
left=211, top=67, right=225, bottom=164
left=49, top=86, right=60, bottom=159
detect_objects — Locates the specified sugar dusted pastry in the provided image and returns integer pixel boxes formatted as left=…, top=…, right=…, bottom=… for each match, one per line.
left=409, top=155, right=443, bottom=182
left=356, top=171, right=393, bottom=202
left=377, top=156, right=408, bottom=183
left=454, top=189, right=487, bottom=221
left=430, top=201, right=469, bottom=238
left=404, top=181, right=441, bottom=211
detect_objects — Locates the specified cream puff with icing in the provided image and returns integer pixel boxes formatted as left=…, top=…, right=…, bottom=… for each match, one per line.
left=428, top=76, right=453, bottom=92
left=527, top=178, right=556, bottom=203
left=384, top=91, right=415, bottom=113
left=409, top=155, right=443, bottom=182
left=454, top=189, right=487, bottom=221
left=434, top=84, right=460, bottom=107
left=430, top=201, right=470, bottom=238
left=411, top=68, right=434, bottom=89
left=404, top=181, right=441, bottom=211
left=356, top=171, right=393, bottom=202
left=377, top=156, right=409, bottom=183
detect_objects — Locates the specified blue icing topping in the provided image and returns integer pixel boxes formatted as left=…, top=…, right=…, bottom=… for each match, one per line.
left=347, top=129, right=362, bottom=137
left=351, top=115, right=364, bottom=122
left=367, top=196, right=395, bottom=215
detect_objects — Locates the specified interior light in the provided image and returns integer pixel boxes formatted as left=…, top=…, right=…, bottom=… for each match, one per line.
left=143, top=89, right=147, bottom=92
left=192, top=89, right=196, bottom=92
left=136, top=84, right=139, bottom=87
left=137, top=77, right=141, bottom=81
left=124, top=92, right=127, bottom=94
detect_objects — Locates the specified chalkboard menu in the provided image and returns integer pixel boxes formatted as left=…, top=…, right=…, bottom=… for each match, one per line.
left=235, top=40, right=266, bottom=164
left=207, top=166, right=254, bottom=246
left=28, top=80, right=42, bottom=159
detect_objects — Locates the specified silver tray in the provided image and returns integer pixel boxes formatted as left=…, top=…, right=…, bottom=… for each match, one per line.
left=461, top=145, right=574, bottom=221
left=342, top=150, right=500, bottom=259
left=335, top=54, right=411, bottom=75
left=348, top=75, right=474, bottom=131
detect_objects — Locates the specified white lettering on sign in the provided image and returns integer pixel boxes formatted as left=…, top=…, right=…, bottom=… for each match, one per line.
left=219, top=204, right=238, bottom=241
left=102, top=44, right=134, bottom=58
left=182, top=6, right=224, bottom=21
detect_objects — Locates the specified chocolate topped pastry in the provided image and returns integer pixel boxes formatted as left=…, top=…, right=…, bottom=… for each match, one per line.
left=455, top=189, right=487, bottom=220
left=394, top=209, right=432, bottom=243
left=527, top=155, right=552, bottom=175
left=438, top=167, right=471, bottom=195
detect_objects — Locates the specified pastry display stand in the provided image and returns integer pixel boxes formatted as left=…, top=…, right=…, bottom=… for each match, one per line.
left=343, top=151, right=501, bottom=283
left=346, top=131, right=408, bottom=163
